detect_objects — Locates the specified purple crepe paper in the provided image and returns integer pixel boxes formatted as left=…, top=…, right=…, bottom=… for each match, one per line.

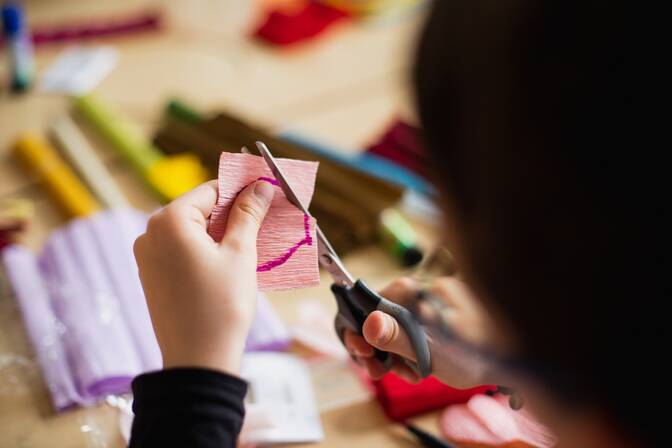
left=1, top=208, right=292, bottom=411
left=41, top=225, right=141, bottom=399
left=90, top=210, right=162, bottom=371
left=1, top=246, right=80, bottom=411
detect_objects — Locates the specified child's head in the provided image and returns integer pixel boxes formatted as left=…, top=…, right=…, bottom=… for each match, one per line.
left=414, top=1, right=660, bottom=445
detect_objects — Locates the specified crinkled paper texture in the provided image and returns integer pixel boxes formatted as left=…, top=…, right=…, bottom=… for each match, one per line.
left=209, top=152, right=320, bottom=291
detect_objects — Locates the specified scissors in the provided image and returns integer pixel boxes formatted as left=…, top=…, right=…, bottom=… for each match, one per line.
left=252, top=141, right=432, bottom=378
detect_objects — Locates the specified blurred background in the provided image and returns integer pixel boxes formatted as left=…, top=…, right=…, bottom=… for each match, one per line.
left=0, top=1, right=454, bottom=446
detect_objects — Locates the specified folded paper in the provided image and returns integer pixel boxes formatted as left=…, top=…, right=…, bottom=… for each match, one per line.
left=208, top=152, right=320, bottom=290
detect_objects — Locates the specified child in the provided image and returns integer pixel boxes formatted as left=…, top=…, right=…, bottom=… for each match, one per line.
left=131, top=1, right=660, bottom=447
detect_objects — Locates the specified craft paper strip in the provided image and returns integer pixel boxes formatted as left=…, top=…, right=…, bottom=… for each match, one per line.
left=40, top=226, right=140, bottom=399
left=90, top=209, right=162, bottom=370
left=208, top=152, right=320, bottom=291
left=1, top=246, right=80, bottom=411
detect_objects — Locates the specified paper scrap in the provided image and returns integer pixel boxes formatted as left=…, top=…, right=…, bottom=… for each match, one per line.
left=440, top=395, right=556, bottom=447
left=291, top=300, right=348, bottom=360
left=39, top=46, right=118, bottom=94
left=240, top=353, right=324, bottom=444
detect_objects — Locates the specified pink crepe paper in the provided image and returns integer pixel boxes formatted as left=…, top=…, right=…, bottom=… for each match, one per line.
left=440, top=395, right=556, bottom=447
left=208, top=152, right=320, bottom=291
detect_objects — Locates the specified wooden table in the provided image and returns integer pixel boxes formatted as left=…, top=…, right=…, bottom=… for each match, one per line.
left=0, top=1, right=442, bottom=446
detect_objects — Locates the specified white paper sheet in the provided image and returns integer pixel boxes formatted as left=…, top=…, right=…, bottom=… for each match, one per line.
left=39, top=46, right=118, bottom=94
left=240, top=353, right=324, bottom=444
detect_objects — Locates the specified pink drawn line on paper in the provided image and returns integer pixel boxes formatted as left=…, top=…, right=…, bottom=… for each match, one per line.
left=254, top=176, right=313, bottom=272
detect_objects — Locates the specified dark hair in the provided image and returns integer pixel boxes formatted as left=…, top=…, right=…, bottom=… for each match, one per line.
left=414, top=1, right=663, bottom=444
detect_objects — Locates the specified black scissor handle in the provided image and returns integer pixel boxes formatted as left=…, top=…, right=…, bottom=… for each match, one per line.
left=332, top=279, right=432, bottom=378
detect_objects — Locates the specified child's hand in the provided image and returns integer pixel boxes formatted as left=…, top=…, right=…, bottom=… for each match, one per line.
left=134, top=180, right=275, bottom=376
left=343, top=276, right=497, bottom=387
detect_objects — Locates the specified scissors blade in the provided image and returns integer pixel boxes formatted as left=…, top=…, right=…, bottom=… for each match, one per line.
left=255, top=141, right=310, bottom=215
left=254, top=141, right=355, bottom=286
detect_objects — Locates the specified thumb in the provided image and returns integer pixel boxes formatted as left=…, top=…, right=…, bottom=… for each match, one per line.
left=362, top=310, right=416, bottom=361
left=222, top=180, right=275, bottom=250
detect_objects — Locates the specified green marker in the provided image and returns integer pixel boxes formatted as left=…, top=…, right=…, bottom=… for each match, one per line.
left=378, top=208, right=424, bottom=266
left=166, top=99, right=204, bottom=124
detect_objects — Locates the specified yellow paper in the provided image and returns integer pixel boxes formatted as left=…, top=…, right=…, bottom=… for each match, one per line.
left=13, top=133, right=101, bottom=218
left=145, top=153, right=208, bottom=202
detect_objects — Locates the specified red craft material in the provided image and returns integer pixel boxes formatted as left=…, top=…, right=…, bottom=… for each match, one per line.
left=373, top=372, right=497, bottom=422
left=367, top=120, right=431, bottom=178
left=0, top=12, right=161, bottom=48
left=253, top=1, right=350, bottom=46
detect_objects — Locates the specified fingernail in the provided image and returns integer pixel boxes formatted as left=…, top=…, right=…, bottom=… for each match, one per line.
left=377, top=315, right=393, bottom=345
left=254, top=181, right=274, bottom=203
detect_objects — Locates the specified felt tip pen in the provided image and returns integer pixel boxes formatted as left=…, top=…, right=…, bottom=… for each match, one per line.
left=405, top=423, right=455, bottom=448
left=2, top=2, right=34, bottom=92
left=166, top=99, right=204, bottom=124
left=379, top=208, right=424, bottom=267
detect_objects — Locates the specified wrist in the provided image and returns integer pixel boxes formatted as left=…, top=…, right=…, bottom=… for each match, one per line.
left=162, top=329, right=248, bottom=376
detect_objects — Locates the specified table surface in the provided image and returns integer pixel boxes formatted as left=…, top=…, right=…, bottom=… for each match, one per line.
left=0, top=1, right=444, bottom=446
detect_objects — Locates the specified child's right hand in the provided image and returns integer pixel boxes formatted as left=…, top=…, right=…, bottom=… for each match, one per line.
left=343, top=276, right=498, bottom=387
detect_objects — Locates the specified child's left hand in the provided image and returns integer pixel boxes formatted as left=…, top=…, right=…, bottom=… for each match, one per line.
left=134, top=179, right=275, bottom=376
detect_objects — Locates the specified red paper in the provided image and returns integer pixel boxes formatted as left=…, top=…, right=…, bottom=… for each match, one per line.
left=373, top=372, right=497, bottom=422
left=367, top=120, right=431, bottom=178
left=253, top=2, right=350, bottom=46
left=208, top=152, right=320, bottom=291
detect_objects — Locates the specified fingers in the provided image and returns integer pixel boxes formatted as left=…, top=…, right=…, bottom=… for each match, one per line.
left=360, top=356, right=389, bottom=380
left=344, top=331, right=374, bottom=357
left=145, top=180, right=219, bottom=239
left=222, top=181, right=275, bottom=250
left=430, top=277, right=472, bottom=310
left=378, top=277, right=420, bottom=306
left=362, top=310, right=417, bottom=361
left=169, top=180, right=219, bottom=227
left=344, top=329, right=421, bottom=383
left=342, top=277, right=422, bottom=382
left=391, top=357, right=421, bottom=384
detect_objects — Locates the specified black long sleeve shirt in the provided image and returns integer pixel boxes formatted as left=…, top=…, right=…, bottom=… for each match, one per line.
left=129, top=368, right=247, bottom=447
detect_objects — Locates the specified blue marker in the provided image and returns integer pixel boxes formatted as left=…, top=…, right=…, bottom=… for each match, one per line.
left=2, top=2, right=34, bottom=92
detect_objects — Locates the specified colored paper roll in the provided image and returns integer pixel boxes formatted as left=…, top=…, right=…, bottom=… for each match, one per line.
left=13, top=133, right=101, bottom=217
left=49, top=116, right=129, bottom=209
left=1, top=246, right=81, bottom=411
left=74, top=94, right=160, bottom=173
left=41, top=226, right=142, bottom=398
left=89, top=209, right=162, bottom=370
left=75, top=94, right=207, bottom=202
